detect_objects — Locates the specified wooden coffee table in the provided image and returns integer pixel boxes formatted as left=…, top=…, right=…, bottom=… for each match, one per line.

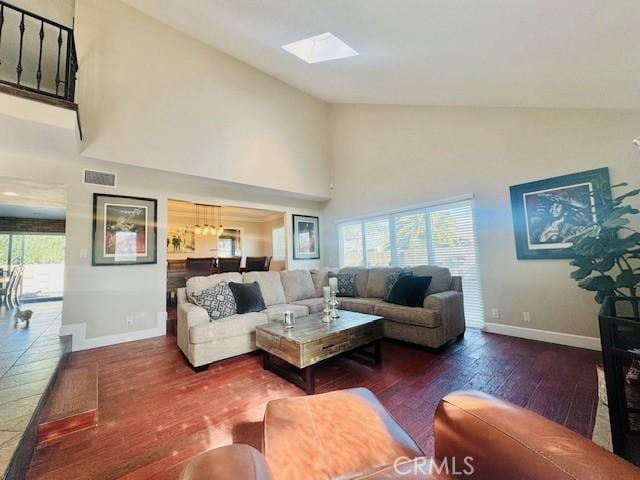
left=255, top=310, right=383, bottom=394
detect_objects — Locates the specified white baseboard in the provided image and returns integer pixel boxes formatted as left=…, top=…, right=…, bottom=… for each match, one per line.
left=483, top=322, right=601, bottom=351
left=60, top=312, right=167, bottom=352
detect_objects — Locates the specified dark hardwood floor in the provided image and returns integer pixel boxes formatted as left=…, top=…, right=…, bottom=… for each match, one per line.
left=27, top=330, right=602, bottom=480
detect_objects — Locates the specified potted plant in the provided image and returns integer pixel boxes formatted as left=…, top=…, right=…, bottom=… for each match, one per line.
left=569, top=177, right=640, bottom=463
left=569, top=180, right=640, bottom=311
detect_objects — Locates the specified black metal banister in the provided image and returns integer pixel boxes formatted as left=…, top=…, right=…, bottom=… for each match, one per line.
left=0, top=0, right=77, bottom=102
left=0, top=1, right=71, bottom=32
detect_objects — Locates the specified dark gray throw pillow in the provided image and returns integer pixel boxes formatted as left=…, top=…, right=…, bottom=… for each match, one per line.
left=228, top=281, right=266, bottom=314
left=387, top=275, right=432, bottom=308
left=384, top=271, right=413, bottom=302
left=335, top=271, right=357, bottom=297
left=189, top=281, right=236, bottom=321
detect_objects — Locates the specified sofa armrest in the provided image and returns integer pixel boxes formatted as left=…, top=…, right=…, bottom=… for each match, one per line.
left=180, top=444, right=272, bottom=480
left=423, top=290, right=461, bottom=311
left=434, top=391, right=640, bottom=480
left=178, top=302, right=209, bottom=329
left=424, top=290, right=465, bottom=338
left=177, top=296, right=209, bottom=356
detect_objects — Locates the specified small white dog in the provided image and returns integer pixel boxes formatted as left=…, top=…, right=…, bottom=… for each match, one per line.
left=13, top=308, right=33, bottom=327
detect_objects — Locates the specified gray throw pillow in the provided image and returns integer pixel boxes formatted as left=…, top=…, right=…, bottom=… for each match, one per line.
left=334, top=271, right=357, bottom=297
left=384, top=271, right=413, bottom=302
left=189, top=280, right=237, bottom=321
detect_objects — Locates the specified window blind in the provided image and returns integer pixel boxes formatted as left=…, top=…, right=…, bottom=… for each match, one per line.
left=337, top=199, right=484, bottom=328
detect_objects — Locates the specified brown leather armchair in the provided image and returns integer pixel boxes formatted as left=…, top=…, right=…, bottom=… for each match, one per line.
left=180, top=389, right=640, bottom=480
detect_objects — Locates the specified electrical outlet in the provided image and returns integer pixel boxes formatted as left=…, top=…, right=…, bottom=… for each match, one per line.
left=523, top=312, right=531, bottom=323
left=491, top=308, right=501, bottom=320
left=126, top=315, right=134, bottom=326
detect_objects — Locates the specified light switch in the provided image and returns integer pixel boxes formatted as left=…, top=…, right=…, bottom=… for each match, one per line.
left=79, top=249, right=88, bottom=259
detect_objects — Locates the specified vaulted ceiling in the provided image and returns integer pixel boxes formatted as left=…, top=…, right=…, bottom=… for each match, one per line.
left=123, top=0, right=640, bottom=108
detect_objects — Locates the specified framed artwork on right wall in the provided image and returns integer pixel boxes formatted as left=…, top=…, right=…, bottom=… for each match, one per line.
left=509, top=167, right=611, bottom=260
left=292, top=214, right=320, bottom=260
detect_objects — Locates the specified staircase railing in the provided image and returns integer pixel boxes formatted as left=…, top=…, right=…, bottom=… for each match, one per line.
left=0, top=1, right=78, bottom=102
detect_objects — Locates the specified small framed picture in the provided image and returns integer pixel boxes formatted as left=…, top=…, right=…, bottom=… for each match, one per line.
left=509, top=168, right=611, bottom=260
left=292, top=214, right=320, bottom=260
left=92, top=193, right=158, bottom=266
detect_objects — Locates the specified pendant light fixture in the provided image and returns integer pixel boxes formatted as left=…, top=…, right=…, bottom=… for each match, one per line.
left=193, top=204, right=202, bottom=235
left=203, top=203, right=210, bottom=236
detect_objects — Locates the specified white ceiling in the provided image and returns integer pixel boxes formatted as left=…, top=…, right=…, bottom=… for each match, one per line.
left=123, top=0, right=640, bottom=108
left=0, top=177, right=66, bottom=220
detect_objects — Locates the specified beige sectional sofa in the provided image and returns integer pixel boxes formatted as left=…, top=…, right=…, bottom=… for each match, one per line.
left=177, top=266, right=465, bottom=368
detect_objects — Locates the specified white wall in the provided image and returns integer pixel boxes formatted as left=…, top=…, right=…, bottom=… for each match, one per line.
left=324, top=104, right=640, bottom=338
left=73, top=0, right=331, bottom=200
left=0, top=112, right=323, bottom=348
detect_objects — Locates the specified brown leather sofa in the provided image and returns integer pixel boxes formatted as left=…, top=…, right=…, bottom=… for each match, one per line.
left=180, top=388, right=640, bottom=480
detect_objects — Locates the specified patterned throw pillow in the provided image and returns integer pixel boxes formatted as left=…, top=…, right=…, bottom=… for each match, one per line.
left=189, top=281, right=237, bottom=321
left=335, top=271, right=358, bottom=297
left=384, top=271, right=413, bottom=302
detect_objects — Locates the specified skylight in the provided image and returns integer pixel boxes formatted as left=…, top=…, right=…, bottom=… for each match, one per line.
left=282, top=32, right=358, bottom=64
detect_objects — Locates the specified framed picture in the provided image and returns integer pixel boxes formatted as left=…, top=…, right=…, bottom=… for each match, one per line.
left=292, top=214, right=320, bottom=260
left=509, top=168, right=611, bottom=260
left=167, top=228, right=195, bottom=253
left=92, top=193, right=158, bottom=266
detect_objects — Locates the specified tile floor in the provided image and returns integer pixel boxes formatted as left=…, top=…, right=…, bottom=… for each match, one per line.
left=0, top=301, right=67, bottom=476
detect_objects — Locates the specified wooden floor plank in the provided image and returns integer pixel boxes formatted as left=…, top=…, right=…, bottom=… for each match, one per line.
left=27, top=330, right=601, bottom=480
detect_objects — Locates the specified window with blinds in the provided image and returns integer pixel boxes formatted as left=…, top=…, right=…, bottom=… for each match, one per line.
left=338, top=199, right=484, bottom=328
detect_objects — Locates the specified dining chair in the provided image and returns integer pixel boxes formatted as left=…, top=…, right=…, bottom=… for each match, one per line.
left=217, top=257, right=242, bottom=273
left=185, top=257, right=215, bottom=278
left=245, top=256, right=268, bottom=272
left=5, top=266, right=23, bottom=309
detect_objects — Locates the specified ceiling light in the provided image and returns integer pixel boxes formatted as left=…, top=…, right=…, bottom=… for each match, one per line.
left=3, top=191, right=18, bottom=197
left=282, top=32, right=358, bottom=64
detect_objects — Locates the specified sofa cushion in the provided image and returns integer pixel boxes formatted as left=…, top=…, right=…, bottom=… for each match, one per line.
left=263, top=388, right=424, bottom=480
left=387, top=275, right=432, bottom=307
left=365, top=267, right=402, bottom=298
left=339, top=267, right=370, bottom=297
left=310, top=267, right=339, bottom=298
left=243, top=271, right=286, bottom=306
left=384, top=271, right=412, bottom=301
left=409, top=265, right=451, bottom=294
left=339, top=297, right=386, bottom=315
left=335, top=271, right=358, bottom=297
left=291, top=297, right=325, bottom=314
left=186, top=272, right=242, bottom=297
left=188, top=281, right=236, bottom=320
left=279, top=270, right=316, bottom=302
left=264, top=304, right=309, bottom=322
left=229, top=282, right=266, bottom=314
left=189, top=312, right=268, bottom=344
left=374, top=303, right=441, bottom=328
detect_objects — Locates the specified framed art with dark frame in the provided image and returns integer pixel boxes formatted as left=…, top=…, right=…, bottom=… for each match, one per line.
left=510, top=168, right=611, bottom=260
left=292, top=214, right=320, bottom=260
left=92, top=193, right=158, bottom=266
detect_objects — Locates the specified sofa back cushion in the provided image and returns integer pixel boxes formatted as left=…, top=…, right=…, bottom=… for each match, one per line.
left=243, top=271, right=286, bottom=306
left=338, top=267, right=369, bottom=297
left=310, top=267, right=339, bottom=298
left=279, top=270, right=317, bottom=302
left=187, top=272, right=242, bottom=298
left=409, top=265, right=451, bottom=294
left=365, top=267, right=402, bottom=298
